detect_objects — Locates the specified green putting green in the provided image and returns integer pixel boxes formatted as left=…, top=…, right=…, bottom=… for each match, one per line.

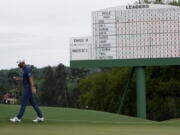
left=0, top=104, right=180, bottom=135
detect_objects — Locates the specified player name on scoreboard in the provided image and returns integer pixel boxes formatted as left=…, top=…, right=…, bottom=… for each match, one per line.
left=92, top=11, right=117, bottom=60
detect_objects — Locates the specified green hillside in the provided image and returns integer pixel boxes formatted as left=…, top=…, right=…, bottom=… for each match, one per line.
left=0, top=104, right=150, bottom=124
left=161, top=119, right=180, bottom=126
left=0, top=104, right=180, bottom=135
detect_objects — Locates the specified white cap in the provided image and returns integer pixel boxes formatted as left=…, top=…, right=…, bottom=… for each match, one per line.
left=17, top=60, right=25, bottom=64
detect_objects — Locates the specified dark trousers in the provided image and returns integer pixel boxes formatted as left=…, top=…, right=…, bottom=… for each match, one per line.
left=17, top=87, right=43, bottom=119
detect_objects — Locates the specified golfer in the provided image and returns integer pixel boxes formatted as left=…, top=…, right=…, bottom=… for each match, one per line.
left=10, top=60, right=44, bottom=123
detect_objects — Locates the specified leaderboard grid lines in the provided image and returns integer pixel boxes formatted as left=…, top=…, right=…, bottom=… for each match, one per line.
left=70, top=4, right=180, bottom=67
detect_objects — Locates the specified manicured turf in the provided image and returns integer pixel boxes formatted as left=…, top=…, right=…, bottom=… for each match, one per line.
left=0, top=104, right=180, bottom=135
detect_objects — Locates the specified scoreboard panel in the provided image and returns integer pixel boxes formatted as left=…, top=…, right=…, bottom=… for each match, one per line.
left=70, top=4, right=180, bottom=68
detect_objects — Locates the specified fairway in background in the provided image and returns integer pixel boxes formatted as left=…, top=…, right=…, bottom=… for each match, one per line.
left=1, top=104, right=180, bottom=135
left=0, top=104, right=150, bottom=124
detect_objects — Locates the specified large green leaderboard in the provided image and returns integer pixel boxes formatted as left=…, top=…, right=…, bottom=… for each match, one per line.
left=70, top=3, right=180, bottom=120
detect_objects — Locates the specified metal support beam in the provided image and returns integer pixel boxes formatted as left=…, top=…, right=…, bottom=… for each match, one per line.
left=116, top=67, right=135, bottom=114
left=136, top=67, right=146, bottom=119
